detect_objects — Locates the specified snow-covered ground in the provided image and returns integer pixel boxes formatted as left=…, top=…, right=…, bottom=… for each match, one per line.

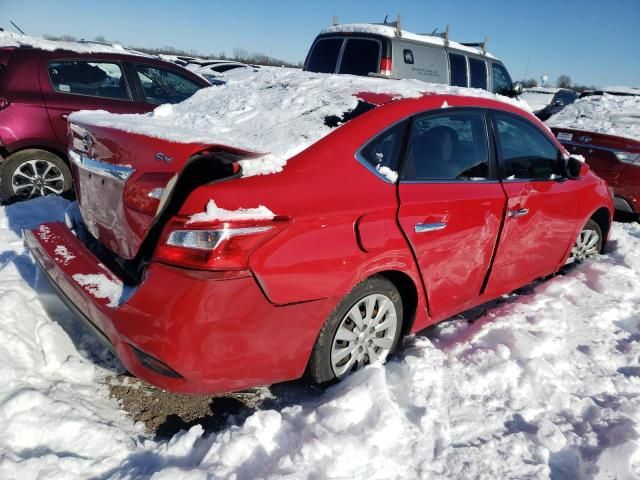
left=1, top=196, right=639, bottom=479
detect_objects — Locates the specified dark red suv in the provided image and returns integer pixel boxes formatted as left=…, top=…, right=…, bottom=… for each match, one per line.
left=0, top=44, right=209, bottom=202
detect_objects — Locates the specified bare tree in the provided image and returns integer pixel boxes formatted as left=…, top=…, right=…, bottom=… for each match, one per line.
left=233, top=48, right=249, bottom=61
left=522, top=78, right=538, bottom=88
left=93, top=35, right=107, bottom=43
left=557, top=75, right=572, bottom=88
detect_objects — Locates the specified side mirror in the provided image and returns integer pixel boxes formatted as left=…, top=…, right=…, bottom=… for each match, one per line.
left=566, top=155, right=590, bottom=179
left=553, top=100, right=564, bottom=107
left=512, top=81, right=523, bottom=96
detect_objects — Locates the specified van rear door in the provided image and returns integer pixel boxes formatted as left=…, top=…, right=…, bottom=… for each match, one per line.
left=392, top=41, right=448, bottom=83
left=305, top=35, right=389, bottom=77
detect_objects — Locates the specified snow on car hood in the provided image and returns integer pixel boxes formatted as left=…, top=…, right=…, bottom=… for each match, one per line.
left=546, top=92, right=640, bottom=141
left=0, top=30, right=150, bottom=56
left=70, top=67, right=529, bottom=176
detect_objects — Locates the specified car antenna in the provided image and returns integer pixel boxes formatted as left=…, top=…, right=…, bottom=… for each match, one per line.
left=10, top=20, right=25, bottom=35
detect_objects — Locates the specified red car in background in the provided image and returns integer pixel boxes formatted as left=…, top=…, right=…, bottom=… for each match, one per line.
left=0, top=41, right=209, bottom=202
left=24, top=78, right=613, bottom=395
left=549, top=89, right=640, bottom=218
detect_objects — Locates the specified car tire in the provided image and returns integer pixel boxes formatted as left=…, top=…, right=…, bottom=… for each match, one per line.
left=566, top=219, right=603, bottom=264
left=307, top=275, right=404, bottom=385
left=0, top=149, right=72, bottom=203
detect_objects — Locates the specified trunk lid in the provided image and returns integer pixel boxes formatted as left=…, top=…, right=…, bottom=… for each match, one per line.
left=69, top=120, right=258, bottom=260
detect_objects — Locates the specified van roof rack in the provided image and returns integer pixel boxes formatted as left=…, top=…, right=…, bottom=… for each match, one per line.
left=374, top=14, right=402, bottom=37
left=460, top=37, right=489, bottom=54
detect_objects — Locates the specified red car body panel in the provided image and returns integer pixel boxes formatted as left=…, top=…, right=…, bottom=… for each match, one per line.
left=25, top=93, right=614, bottom=394
left=551, top=127, right=640, bottom=213
left=0, top=48, right=209, bottom=161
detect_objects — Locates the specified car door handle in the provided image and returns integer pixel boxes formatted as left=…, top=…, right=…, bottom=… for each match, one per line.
left=414, top=222, right=447, bottom=233
left=507, top=208, right=529, bottom=218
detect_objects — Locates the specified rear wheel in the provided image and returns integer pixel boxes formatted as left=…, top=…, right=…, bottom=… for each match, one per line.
left=566, top=219, right=602, bottom=264
left=307, top=276, right=403, bottom=385
left=0, top=149, right=72, bottom=202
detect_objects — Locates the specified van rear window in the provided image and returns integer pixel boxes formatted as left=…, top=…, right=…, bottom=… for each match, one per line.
left=306, top=38, right=343, bottom=73
left=338, top=38, right=380, bottom=76
left=449, top=53, right=467, bottom=87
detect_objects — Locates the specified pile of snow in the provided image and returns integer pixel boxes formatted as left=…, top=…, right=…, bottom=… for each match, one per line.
left=0, top=197, right=639, bottom=478
left=0, top=30, right=149, bottom=56
left=71, top=68, right=529, bottom=177
left=189, top=199, right=275, bottom=223
left=321, top=24, right=496, bottom=59
left=547, top=93, right=640, bottom=142
left=520, top=87, right=560, bottom=112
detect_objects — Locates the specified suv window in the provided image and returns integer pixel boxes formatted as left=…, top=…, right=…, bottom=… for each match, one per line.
left=493, top=113, right=562, bottom=180
left=491, top=63, right=513, bottom=95
left=48, top=61, right=130, bottom=100
left=403, top=111, right=490, bottom=181
left=449, top=53, right=467, bottom=87
left=135, top=65, right=201, bottom=104
left=469, top=58, right=487, bottom=90
left=359, top=121, right=406, bottom=178
left=306, top=38, right=343, bottom=73
left=339, top=38, right=380, bottom=76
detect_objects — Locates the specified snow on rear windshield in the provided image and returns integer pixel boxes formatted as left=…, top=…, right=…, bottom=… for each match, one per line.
left=70, top=67, right=529, bottom=177
left=546, top=92, right=640, bottom=142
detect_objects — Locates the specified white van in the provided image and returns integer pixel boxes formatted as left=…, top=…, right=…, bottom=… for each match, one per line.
left=304, top=21, right=522, bottom=97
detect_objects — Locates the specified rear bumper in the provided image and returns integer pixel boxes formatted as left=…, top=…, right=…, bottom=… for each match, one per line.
left=25, top=221, right=336, bottom=394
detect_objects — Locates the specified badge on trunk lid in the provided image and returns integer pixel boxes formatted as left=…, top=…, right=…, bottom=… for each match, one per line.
left=155, top=152, right=173, bottom=163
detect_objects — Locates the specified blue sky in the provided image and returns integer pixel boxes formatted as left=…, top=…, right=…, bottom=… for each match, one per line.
left=1, top=0, right=639, bottom=87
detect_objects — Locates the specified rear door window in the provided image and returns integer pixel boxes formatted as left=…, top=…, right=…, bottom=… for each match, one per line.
left=469, top=58, right=487, bottom=90
left=403, top=110, right=490, bottom=181
left=135, top=65, right=201, bottom=104
left=359, top=121, right=407, bottom=180
left=449, top=53, right=467, bottom=87
left=48, top=61, right=130, bottom=100
left=491, top=63, right=513, bottom=95
left=338, top=38, right=381, bottom=76
left=493, top=112, right=562, bottom=180
left=306, top=38, right=344, bottom=73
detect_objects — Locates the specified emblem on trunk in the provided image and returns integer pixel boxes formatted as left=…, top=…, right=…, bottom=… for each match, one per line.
left=82, top=132, right=93, bottom=151
left=155, top=152, right=173, bottom=163
left=578, top=135, right=592, bottom=143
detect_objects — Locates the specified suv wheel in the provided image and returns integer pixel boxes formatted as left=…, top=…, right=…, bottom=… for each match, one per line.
left=1, top=149, right=72, bottom=202
left=307, top=276, right=404, bottom=385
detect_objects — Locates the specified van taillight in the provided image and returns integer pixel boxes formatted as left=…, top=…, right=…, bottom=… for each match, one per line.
left=153, top=216, right=288, bottom=271
left=379, top=57, right=392, bottom=76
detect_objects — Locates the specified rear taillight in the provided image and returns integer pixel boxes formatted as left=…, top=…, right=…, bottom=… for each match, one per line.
left=379, top=57, right=392, bottom=76
left=123, top=173, right=176, bottom=216
left=153, top=216, right=288, bottom=271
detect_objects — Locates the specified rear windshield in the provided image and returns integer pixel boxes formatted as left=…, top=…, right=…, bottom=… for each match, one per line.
left=306, top=38, right=343, bottom=73
left=338, top=38, right=380, bottom=76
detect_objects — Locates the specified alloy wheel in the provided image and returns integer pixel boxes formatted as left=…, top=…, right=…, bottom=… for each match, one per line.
left=11, top=159, right=66, bottom=199
left=330, top=293, right=398, bottom=377
left=567, top=227, right=600, bottom=264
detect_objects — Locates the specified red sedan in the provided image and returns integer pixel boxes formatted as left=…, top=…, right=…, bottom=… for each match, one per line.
left=24, top=79, right=613, bottom=394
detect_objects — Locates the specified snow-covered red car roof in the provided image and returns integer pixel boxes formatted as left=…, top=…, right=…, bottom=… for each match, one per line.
left=71, top=68, right=530, bottom=175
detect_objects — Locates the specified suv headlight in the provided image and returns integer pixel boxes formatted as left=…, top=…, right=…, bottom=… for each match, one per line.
left=615, top=151, right=640, bottom=166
